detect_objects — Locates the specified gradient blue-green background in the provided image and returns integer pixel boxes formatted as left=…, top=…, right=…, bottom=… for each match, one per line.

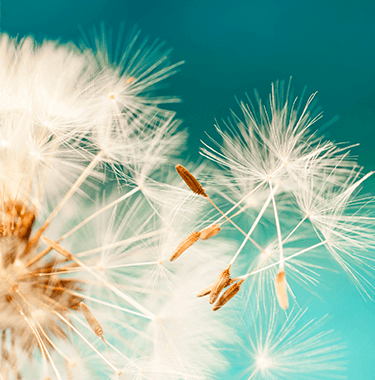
left=2, top=1, right=375, bottom=378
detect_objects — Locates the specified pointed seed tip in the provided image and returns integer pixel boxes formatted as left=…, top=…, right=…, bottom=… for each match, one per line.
left=175, top=164, right=207, bottom=197
left=196, top=283, right=213, bottom=298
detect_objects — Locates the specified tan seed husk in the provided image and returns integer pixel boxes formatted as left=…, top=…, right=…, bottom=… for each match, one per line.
left=197, top=278, right=236, bottom=298
left=80, top=302, right=103, bottom=337
left=175, top=164, right=208, bottom=197
left=196, top=283, right=214, bottom=298
left=275, top=269, right=289, bottom=310
left=200, top=224, right=221, bottom=240
left=213, top=279, right=245, bottom=311
left=209, top=265, right=231, bottom=304
left=125, top=77, right=136, bottom=84
left=170, top=231, right=201, bottom=261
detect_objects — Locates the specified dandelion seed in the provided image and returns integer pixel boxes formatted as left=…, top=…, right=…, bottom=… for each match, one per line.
left=80, top=302, right=104, bottom=338
left=200, top=224, right=221, bottom=240
left=275, top=269, right=289, bottom=310
left=238, top=304, right=346, bottom=379
left=209, top=265, right=232, bottom=304
left=212, top=279, right=245, bottom=311
left=196, top=283, right=215, bottom=298
left=80, top=24, right=183, bottom=136
left=196, top=278, right=236, bottom=298
left=295, top=167, right=375, bottom=298
left=124, top=77, right=135, bottom=85
left=169, top=230, right=201, bottom=261
left=174, top=166, right=266, bottom=255
left=175, top=164, right=208, bottom=197
left=80, top=302, right=118, bottom=368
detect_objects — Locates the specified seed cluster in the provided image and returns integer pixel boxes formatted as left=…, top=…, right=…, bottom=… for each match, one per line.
left=0, top=200, right=82, bottom=374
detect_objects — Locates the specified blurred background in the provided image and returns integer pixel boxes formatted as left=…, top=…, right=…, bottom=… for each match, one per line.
left=2, top=0, right=375, bottom=378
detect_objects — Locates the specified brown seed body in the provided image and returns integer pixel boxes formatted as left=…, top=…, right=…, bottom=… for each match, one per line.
left=196, top=278, right=236, bottom=298
left=213, top=279, right=245, bottom=311
left=209, top=265, right=231, bottom=304
left=175, top=164, right=208, bottom=197
left=125, top=77, right=136, bottom=85
left=200, top=225, right=221, bottom=240
left=275, top=269, right=289, bottom=310
left=170, top=231, right=201, bottom=261
left=42, top=236, right=73, bottom=260
left=80, top=302, right=104, bottom=337
left=196, top=283, right=215, bottom=298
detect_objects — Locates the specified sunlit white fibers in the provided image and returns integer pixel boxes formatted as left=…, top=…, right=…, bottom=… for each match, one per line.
left=255, top=351, right=273, bottom=370
left=239, top=303, right=346, bottom=379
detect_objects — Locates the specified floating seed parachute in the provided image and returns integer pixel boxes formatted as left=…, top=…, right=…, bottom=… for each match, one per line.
left=173, top=82, right=375, bottom=315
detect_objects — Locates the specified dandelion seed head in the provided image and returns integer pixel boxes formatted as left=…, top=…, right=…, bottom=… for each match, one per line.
left=0, top=26, right=192, bottom=378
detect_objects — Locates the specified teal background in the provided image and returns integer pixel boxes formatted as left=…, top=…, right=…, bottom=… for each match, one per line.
left=2, top=0, right=375, bottom=378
